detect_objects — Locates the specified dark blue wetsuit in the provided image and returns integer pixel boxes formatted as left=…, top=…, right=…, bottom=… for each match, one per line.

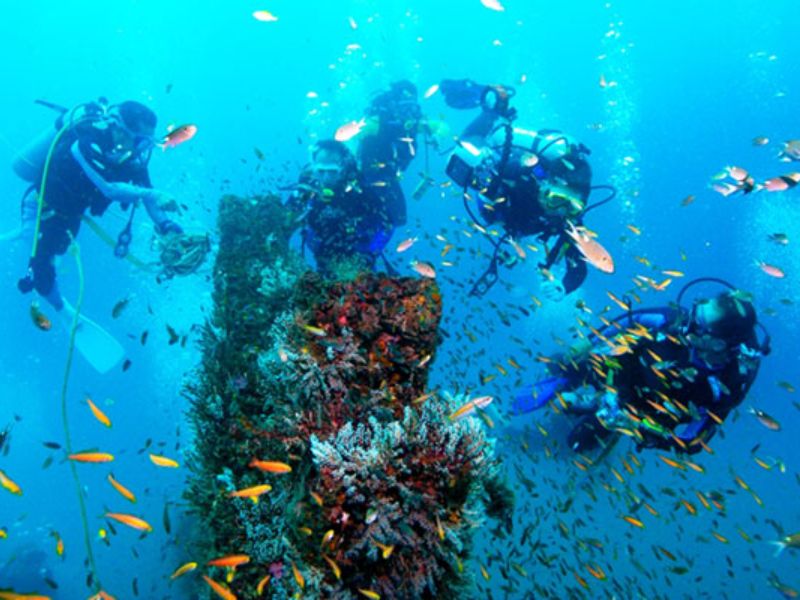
left=288, top=168, right=392, bottom=277
left=20, top=119, right=152, bottom=305
left=514, top=307, right=761, bottom=453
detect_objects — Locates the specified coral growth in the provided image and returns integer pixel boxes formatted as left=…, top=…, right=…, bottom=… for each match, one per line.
left=305, top=399, right=498, bottom=598
left=185, top=194, right=510, bottom=599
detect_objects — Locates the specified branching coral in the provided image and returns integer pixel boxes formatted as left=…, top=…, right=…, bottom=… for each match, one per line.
left=300, top=399, right=501, bottom=599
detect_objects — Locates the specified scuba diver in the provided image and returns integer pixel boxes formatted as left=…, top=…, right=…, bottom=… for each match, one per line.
left=9, top=98, right=185, bottom=372
left=286, top=139, right=394, bottom=277
left=357, top=80, right=424, bottom=229
left=439, top=79, right=616, bottom=297
left=512, top=278, right=769, bottom=455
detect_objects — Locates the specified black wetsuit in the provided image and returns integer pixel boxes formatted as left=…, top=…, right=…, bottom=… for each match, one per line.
left=554, top=308, right=760, bottom=452
left=22, top=119, right=151, bottom=299
left=357, top=92, right=421, bottom=228
left=288, top=169, right=392, bottom=276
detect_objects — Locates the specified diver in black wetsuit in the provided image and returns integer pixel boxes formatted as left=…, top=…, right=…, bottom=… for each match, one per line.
left=287, top=140, right=394, bottom=277
left=357, top=80, right=425, bottom=229
left=12, top=99, right=183, bottom=311
left=512, top=279, right=768, bottom=454
left=440, top=79, right=614, bottom=297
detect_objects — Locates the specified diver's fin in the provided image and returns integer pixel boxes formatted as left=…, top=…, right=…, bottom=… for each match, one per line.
left=512, top=377, right=569, bottom=415
left=59, top=304, right=124, bottom=374
left=0, top=228, right=22, bottom=243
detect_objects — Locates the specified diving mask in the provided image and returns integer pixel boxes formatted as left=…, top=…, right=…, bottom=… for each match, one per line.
left=539, top=183, right=585, bottom=218
left=311, top=161, right=345, bottom=189
left=687, top=332, right=730, bottom=367
left=105, top=120, right=155, bottom=166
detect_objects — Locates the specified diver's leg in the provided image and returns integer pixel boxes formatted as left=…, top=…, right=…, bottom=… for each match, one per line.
left=383, top=181, right=407, bottom=228
left=25, top=217, right=73, bottom=311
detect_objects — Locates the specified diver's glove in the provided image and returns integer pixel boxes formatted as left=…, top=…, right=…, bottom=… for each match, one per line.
left=440, top=79, right=486, bottom=110
left=157, top=219, right=183, bottom=236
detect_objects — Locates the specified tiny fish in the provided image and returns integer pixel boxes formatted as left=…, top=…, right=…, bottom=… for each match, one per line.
left=292, top=561, right=305, bottom=590
left=229, top=484, right=272, bottom=502
left=207, top=554, right=250, bottom=568
left=411, top=260, right=436, bottom=279
left=107, top=473, right=137, bottom=503
left=149, top=453, right=180, bottom=468
left=253, top=10, right=279, bottom=22
left=86, top=397, right=112, bottom=428
left=105, top=512, right=153, bottom=532
left=395, top=237, right=417, bottom=253
left=757, top=261, right=785, bottom=279
left=424, top=83, right=440, bottom=99
left=249, top=459, right=292, bottom=473
left=111, top=297, right=130, bottom=319
left=30, top=302, right=52, bottom=331
left=749, top=407, right=781, bottom=431
left=69, top=452, right=114, bottom=463
left=202, top=575, right=237, bottom=600
left=161, top=124, right=197, bottom=150
left=334, top=118, right=366, bottom=142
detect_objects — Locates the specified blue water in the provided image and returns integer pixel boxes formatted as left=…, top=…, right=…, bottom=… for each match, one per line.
left=0, top=1, right=798, bottom=598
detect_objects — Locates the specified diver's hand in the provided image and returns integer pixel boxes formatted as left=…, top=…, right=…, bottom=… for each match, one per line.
left=541, top=279, right=566, bottom=302
left=157, top=219, right=183, bottom=236
left=439, top=79, right=485, bottom=110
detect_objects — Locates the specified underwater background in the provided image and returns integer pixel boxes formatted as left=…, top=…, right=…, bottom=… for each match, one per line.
left=0, top=1, right=799, bottom=598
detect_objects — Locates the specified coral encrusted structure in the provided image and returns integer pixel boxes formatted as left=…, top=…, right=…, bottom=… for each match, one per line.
left=186, top=194, right=511, bottom=599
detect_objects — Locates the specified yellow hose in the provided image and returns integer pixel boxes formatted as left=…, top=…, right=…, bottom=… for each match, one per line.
left=61, top=237, right=102, bottom=592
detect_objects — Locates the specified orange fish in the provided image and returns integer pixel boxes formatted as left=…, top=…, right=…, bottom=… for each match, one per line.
left=757, top=261, right=785, bottom=278
left=256, top=574, right=271, bottom=594
left=322, top=554, right=341, bottom=579
left=208, top=554, right=250, bottom=568
left=395, top=237, right=417, bottom=253
left=202, top=575, right=237, bottom=600
left=622, top=515, right=644, bottom=528
left=68, top=452, right=114, bottom=463
left=170, top=561, right=198, bottom=579
left=291, top=561, right=305, bottom=590
left=448, top=395, right=493, bottom=421
left=0, top=469, right=22, bottom=495
left=161, top=124, right=197, bottom=150
left=86, top=397, right=112, bottom=428
left=410, top=260, right=436, bottom=279
left=762, top=173, right=800, bottom=192
left=30, top=302, right=52, bottom=331
left=149, top=453, right=180, bottom=468
left=228, top=484, right=272, bottom=502
left=334, top=118, right=366, bottom=142
left=566, top=221, right=614, bottom=273
left=107, top=473, right=136, bottom=503
left=105, top=512, right=153, bottom=532
left=249, top=459, right=292, bottom=473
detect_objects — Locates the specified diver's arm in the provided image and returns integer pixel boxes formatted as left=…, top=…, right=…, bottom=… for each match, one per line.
left=70, top=142, right=181, bottom=233
left=462, top=110, right=499, bottom=140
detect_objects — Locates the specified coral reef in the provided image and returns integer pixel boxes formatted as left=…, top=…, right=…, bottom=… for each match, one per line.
left=186, top=194, right=511, bottom=599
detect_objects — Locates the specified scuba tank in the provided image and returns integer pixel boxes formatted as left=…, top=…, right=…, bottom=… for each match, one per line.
left=11, top=98, right=107, bottom=183
left=12, top=126, right=59, bottom=182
